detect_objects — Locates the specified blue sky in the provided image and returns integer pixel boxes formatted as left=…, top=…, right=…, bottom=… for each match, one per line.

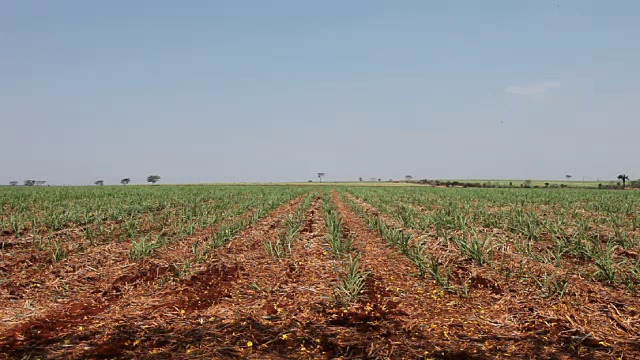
left=1, top=0, right=639, bottom=184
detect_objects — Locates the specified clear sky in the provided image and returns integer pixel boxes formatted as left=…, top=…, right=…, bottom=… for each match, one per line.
left=1, top=1, right=639, bottom=185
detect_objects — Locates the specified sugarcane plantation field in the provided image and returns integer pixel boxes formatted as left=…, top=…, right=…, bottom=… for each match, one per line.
left=2, top=185, right=640, bottom=359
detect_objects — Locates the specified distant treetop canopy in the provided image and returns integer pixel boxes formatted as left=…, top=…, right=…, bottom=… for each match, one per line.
left=147, top=175, right=161, bottom=185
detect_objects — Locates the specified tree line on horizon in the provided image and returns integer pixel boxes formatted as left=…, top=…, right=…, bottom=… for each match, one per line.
left=7, top=175, right=161, bottom=186
left=93, top=175, right=160, bottom=186
left=5, top=174, right=638, bottom=188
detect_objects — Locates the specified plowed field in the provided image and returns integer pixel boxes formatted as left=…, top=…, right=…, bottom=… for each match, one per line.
left=2, top=185, right=640, bottom=359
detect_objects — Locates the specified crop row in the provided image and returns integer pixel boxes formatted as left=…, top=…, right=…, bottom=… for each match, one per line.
left=0, top=186, right=308, bottom=237
left=0, top=187, right=310, bottom=277
left=344, top=187, right=640, bottom=293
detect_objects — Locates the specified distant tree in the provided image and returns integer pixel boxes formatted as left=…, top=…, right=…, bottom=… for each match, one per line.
left=359, top=177, right=363, bottom=182
left=147, top=175, right=161, bottom=185
left=24, top=180, right=36, bottom=186
left=378, top=178, right=381, bottom=182
left=121, top=178, right=131, bottom=185
left=317, top=173, right=325, bottom=183
left=95, top=180, right=104, bottom=186
left=544, top=182, right=550, bottom=188
left=618, top=174, right=630, bottom=189
left=35, top=180, right=46, bottom=186
left=9, top=181, right=18, bottom=186
left=524, top=179, right=532, bottom=188
left=405, top=175, right=413, bottom=182
left=565, top=175, right=572, bottom=180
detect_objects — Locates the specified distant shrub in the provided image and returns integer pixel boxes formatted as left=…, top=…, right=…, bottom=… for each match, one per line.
left=483, top=181, right=495, bottom=188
